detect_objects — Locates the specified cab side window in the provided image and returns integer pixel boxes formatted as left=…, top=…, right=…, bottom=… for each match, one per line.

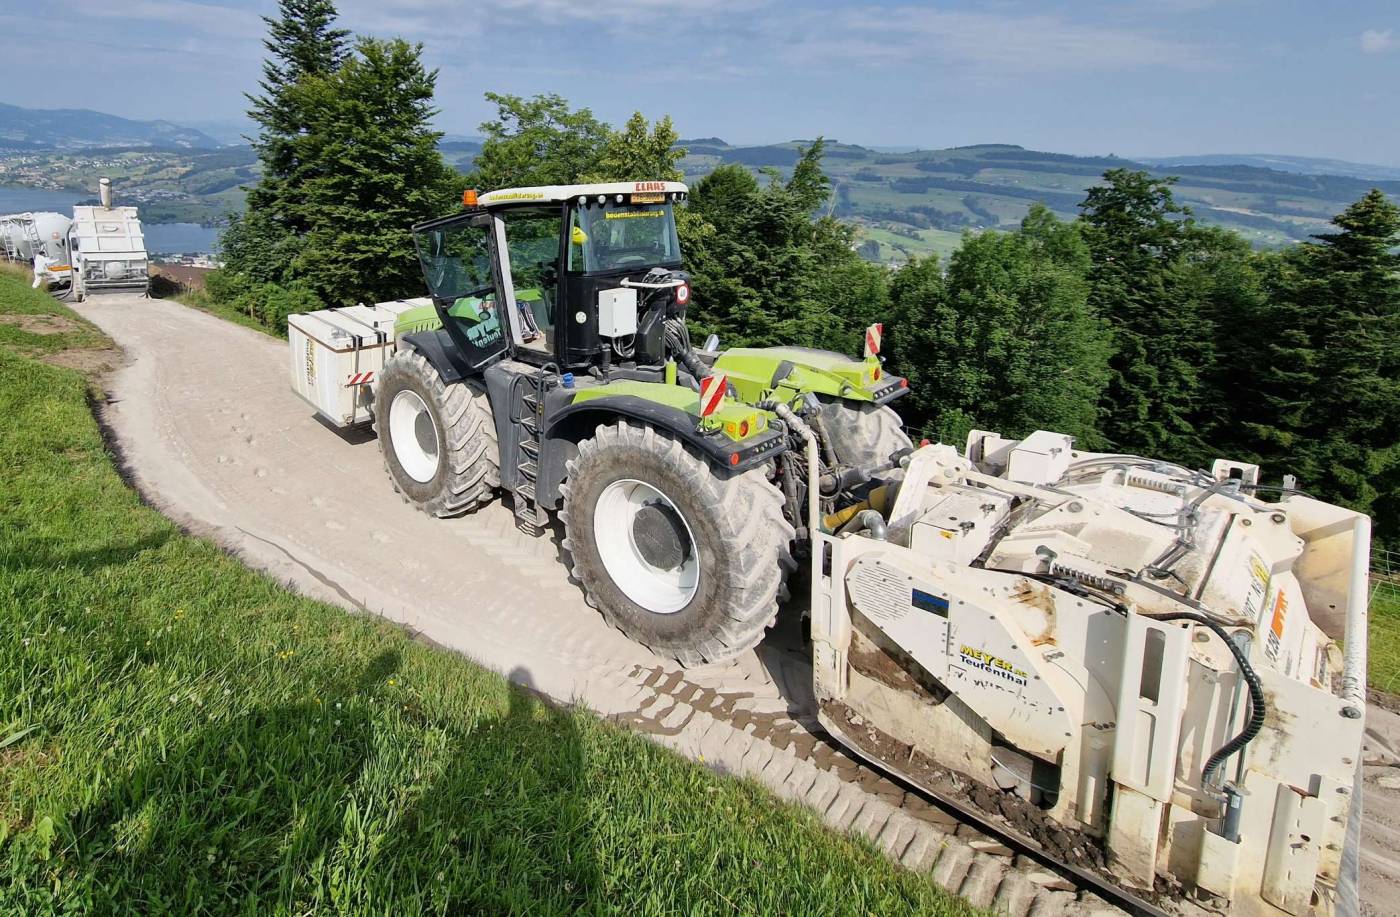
left=501, top=209, right=562, bottom=353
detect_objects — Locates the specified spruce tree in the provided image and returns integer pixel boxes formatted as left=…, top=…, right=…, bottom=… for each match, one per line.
left=1079, top=170, right=1214, bottom=459
left=1256, top=190, right=1400, bottom=534
left=287, top=38, right=460, bottom=305
left=227, top=0, right=349, bottom=282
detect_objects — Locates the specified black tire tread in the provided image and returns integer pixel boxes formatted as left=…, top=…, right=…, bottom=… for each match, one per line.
left=559, top=420, right=795, bottom=667
left=818, top=399, right=913, bottom=473
left=375, top=348, right=498, bottom=518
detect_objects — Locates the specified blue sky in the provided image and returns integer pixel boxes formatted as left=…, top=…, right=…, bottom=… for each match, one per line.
left=5, top=1, right=1398, bottom=164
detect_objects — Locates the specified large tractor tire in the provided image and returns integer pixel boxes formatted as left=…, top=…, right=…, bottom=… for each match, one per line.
left=817, top=398, right=913, bottom=475
left=560, top=421, right=795, bottom=667
left=374, top=349, right=499, bottom=517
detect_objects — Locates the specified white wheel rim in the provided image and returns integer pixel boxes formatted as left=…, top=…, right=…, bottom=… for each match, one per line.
left=389, top=389, right=440, bottom=483
left=593, top=479, right=700, bottom=614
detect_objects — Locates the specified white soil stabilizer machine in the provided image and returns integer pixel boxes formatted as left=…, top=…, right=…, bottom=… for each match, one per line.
left=68, top=178, right=149, bottom=299
left=287, top=180, right=1369, bottom=915
left=809, top=433, right=1369, bottom=915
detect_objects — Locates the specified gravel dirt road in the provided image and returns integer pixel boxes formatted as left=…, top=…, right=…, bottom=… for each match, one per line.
left=69, top=293, right=1400, bottom=916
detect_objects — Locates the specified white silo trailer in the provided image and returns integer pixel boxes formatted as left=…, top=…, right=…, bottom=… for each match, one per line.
left=1, top=211, right=74, bottom=287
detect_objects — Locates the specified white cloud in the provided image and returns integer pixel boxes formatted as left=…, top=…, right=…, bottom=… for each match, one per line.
left=65, top=0, right=266, bottom=41
left=337, top=0, right=755, bottom=40
left=1361, top=29, right=1397, bottom=55
left=771, top=7, right=1206, bottom=74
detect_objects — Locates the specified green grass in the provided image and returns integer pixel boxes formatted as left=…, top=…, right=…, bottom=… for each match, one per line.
left=0, top=270, right=976, bottom=913
left=1370, top=587, right=1400, bottom=695
left=168, top=288, right=281, bottom=338
left=0, top=264, right=108, bottom=356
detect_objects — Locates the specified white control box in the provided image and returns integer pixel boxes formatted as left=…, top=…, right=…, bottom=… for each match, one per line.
left=597, top=287, right=638, bottom=338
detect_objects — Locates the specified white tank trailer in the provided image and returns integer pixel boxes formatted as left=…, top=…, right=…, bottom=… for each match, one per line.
left=69, top=178, right=149, bottom=299
left=0, top=211, right=74, bottom=286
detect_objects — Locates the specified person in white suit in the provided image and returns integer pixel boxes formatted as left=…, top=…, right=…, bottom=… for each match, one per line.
left=31, top=250, right=51, bottom=289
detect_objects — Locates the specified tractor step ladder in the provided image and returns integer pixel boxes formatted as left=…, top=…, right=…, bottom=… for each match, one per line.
left=511, top=368, right=551, bottom=535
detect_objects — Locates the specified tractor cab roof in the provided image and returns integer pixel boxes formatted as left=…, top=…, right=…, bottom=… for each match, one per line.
left=476, top=181, right=689, bottom=207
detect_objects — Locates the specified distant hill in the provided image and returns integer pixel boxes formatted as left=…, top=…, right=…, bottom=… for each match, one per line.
left=176, top=117, right=255, bottom=147
left=677, top=140, right=1400, bottom=262
left=3, top=109, right=1397, bottom=256
left=0, top=102, right=219, bottom=150
left=1139, top=153, right=1400, bottom=183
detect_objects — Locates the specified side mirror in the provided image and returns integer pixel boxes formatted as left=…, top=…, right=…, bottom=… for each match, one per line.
left=702, top=333, right=720, bottom=352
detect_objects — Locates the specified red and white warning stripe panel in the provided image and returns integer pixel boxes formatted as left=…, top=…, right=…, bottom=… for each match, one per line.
left=864, top=322, right=883, bottom=358
left=344, top=370, right=376, bottom=387
left=699, top=373, right=727, bottom=418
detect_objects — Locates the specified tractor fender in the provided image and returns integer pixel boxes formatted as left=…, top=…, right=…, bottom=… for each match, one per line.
left=398, top=329, right=474, bottom=385
left=534, top=395, right=786, bottom=509
left=712, top=346, right=909, bottom=408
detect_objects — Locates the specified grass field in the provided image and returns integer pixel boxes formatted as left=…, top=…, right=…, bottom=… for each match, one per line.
left=167, top=287, right=280, bottom=338
left=0, top=270, right=975, bottom=913
left=1371, top=587, right=1400, bottom=695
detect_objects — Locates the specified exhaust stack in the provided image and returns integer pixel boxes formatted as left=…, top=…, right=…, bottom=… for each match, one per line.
left=98, top=178, right=113, bottom=209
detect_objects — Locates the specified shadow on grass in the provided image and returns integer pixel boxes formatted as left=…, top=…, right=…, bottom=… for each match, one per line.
left=0, top=530, right=176, bottom=574
left=64, top=658, right=595, bottom=912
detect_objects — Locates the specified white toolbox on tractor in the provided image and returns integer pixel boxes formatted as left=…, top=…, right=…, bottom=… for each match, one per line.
left=287, top=299, right=428, bottom=426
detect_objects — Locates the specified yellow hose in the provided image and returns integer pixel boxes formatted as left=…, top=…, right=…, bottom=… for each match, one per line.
left=823, top=484, right=892, bottom=531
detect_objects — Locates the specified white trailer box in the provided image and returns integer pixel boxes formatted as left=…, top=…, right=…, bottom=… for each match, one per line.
left=287, top=299, right=430, bottom=427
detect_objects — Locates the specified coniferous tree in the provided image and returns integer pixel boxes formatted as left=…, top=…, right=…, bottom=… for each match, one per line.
left=1251, top=190, right=1400, bottom=533
left=225, top=0, right=349, bottom=282
left=683, top=141, right=887, bottom=355
left=287, top=38, right=460, bottom=304
left=1079, top=170, right=1215, bottom=459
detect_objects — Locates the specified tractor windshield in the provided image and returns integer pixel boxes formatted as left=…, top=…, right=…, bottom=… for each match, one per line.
left=568, top=201, right=681, bottom=274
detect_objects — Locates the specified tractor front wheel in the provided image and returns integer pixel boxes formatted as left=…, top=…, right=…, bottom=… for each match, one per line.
left=561, top=421, right=795, bottom=667
left=375, top=348, right=499, bottom=517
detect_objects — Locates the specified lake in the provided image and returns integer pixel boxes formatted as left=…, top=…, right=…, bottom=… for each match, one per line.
left=0, top=186, right=221, bottom=255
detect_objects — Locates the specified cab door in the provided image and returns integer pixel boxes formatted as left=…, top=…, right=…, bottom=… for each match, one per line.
left=412, top=212, right=514, bottom=370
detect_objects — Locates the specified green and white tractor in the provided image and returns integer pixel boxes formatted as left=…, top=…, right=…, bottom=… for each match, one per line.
left=379, top=181, right=909, bottom=665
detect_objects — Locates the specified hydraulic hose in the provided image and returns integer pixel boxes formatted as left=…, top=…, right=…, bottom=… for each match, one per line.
left=1156, top=611, right=1267, bottom=790
left=664, top=319, right=711, bottom=379
left=762, top=400, right=820, bottom=539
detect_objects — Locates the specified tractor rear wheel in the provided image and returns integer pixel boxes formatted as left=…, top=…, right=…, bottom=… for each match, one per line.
left=375, top=348, right=499, bottom=517
left=818, top=398, right=913, bottom=475
left=560, top=421, right=795, bottom=667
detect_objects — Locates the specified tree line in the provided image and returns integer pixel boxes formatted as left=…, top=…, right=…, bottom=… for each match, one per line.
left=217, top=0, right=1399, bottom=542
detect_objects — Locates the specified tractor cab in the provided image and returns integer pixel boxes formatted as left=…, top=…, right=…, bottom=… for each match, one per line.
left=411, top=182, right=691, bottom=375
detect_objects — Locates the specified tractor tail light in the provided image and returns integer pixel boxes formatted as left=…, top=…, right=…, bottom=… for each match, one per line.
left=739, top=419, right=750, bottom=437
left=900, top=378, right=909, bottom=388
left=729, top=453, right=740, bottom=466
left=872, top=367, right=882, bottom=381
